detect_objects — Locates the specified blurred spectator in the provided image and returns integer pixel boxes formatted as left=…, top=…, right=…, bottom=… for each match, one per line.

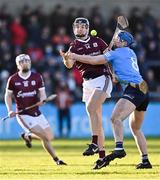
left=66, top=7, right=78, bottom=35
left=20, top=4, right=32, bottom=28
left=55, top=82, right=73, bottom=137
left=50, top=4, right=67, bottom=34
left=107, top=7, right=122, bottom=31
left=0, top=4, right=11, bottom=25
left=52, top=26, right=71, bottom=55
left=0, top=20, right=11, bottom=42
left=146, top=69, right=157, bottom=92
left=10, top=16, right=27, bottom=47
left=0, top=4, right=159, bottom=102
left=143, top=6, right=155, bottom=28
left=0, top=70, right=9, bottom=101
left=129, top=7, right=144, bottom=34
left=40, top=26, right=51, bottom=48
left=27, top=15, right=42, bottom=46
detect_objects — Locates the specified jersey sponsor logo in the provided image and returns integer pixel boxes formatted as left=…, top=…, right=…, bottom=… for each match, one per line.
left=23, top=81, right=29, bottom=87
left=31, top=80, right=36, bottom=86
left=17, top=90, right=37, bottom=98
left=15, top=82, right=21, bottom=86
left=93, top=42, right=98, bottom=47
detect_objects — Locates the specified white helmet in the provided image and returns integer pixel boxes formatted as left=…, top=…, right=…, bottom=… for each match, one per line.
left=16, top=54, right=31, bottom=65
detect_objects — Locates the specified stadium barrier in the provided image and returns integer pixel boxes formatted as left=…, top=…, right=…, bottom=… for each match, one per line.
left=0, top=102, right=159, bottom=139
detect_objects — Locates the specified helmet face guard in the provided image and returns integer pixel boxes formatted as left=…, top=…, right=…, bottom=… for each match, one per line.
left=73, top=17, right=89, bottom=38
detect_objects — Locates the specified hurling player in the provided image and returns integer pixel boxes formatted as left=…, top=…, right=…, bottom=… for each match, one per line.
left=60, top=17, right=113, bottom=169
left=5, top=54, right=67, bottom=166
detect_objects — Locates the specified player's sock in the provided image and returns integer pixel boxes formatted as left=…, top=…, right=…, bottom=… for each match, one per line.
left=99, top=150, right=105, bottom=159
left=53, top=157, right=59, bottom=162
left=115, top=141, right=123, bottom=150
left=53, top=157, right=67, bottom=165
left=142, top=154, right=149, bottom=163
left=91, top=135, right=98, bottom=145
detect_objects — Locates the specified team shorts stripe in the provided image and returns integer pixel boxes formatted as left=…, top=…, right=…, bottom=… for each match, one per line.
left=17, top=114, right=30, bottom=130
left=103, top=76, right=109, bottom=92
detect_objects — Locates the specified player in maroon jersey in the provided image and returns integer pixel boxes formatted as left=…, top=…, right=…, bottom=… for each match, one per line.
left=4, top=54, right=66, bottom=166
left=60, top=17, right=113, bottom=169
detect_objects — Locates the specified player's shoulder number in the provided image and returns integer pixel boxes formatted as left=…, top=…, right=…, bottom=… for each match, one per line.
left=131, top=57, right=139, bottom=72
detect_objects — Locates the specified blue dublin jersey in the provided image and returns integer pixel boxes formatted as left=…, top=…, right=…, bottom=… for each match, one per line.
left=104, top=47, right=143, bottom=84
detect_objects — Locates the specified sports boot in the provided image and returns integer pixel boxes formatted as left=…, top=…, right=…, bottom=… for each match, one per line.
left=21, top=133, right=32, bottom=148
left=83, top=143, right=99, bottom=156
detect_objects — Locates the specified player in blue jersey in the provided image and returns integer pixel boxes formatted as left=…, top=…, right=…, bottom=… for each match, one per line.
left=63, top=31, right=152, bottom=169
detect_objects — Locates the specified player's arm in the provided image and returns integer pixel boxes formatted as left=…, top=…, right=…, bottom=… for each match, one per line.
left=38, top=73, right=47, bottom=105
left=39, top=87, right=47, bottom=102
left=70, top=53, right=107, bottom=65
left=4, top=89, right=15, bottom=117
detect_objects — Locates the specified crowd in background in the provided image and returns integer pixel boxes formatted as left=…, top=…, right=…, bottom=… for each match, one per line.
left=0, top=4, right=160, bottom=102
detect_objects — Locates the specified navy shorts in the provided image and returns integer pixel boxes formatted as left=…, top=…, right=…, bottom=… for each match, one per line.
left=122, top=85, right=149, bottom=111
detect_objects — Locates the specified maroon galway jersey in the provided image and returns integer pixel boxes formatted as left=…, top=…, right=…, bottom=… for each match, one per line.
left=70, top=36, right=111, bottom=78
left=6, top=71, right=44, bottom=116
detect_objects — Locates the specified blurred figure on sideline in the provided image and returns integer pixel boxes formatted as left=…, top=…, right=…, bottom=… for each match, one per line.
left=55, top=81, right=72, bottom=138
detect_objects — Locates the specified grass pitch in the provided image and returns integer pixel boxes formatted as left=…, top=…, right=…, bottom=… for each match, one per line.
left=0, top=138, right=159, bottom=180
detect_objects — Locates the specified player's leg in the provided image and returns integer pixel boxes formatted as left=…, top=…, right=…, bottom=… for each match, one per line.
left=104, top=98, right=135, bottom=164
left=30, top=125, right=67, bottom=165
left=21, top=132, right=32, bottom=148
left=129, top=110, right=152, bottom=169
left=82, top=75, right=112, bottom=158
left=17, top=114, right=66, bottom=165
left=16, top=115, right=33, bottom=148
left=84, top=89, right=107, bottom=156
left=93, top=105, right=108, bottom=170
left=97, top=106, right=105, bottom=153
left=112, top=98, right=135, bottom=143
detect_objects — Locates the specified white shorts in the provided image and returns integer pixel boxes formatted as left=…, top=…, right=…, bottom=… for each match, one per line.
left=16, top=114, right=50, bottom=133
left=82, top=75, right=112, bottom=102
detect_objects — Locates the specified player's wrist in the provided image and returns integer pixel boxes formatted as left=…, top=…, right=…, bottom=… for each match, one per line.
left=8, top=110, right=15, bottom=117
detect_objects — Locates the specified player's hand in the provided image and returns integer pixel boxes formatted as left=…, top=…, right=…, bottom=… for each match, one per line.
left=59, top=49, right=68, bottom=60
left=112, top=73, right=119, bottom=84
left=59, top=50, right=75, bottom=69
left=8, top=110, right=16, bottom=118
left=107, top=47, right=112, bottom=51
left=59, top=50, right=75, bottom=61
left=65, top=51, right=75, bottom=60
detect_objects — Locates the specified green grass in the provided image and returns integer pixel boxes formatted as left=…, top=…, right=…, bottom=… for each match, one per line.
left=0, top=138, right=159, bottom=180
